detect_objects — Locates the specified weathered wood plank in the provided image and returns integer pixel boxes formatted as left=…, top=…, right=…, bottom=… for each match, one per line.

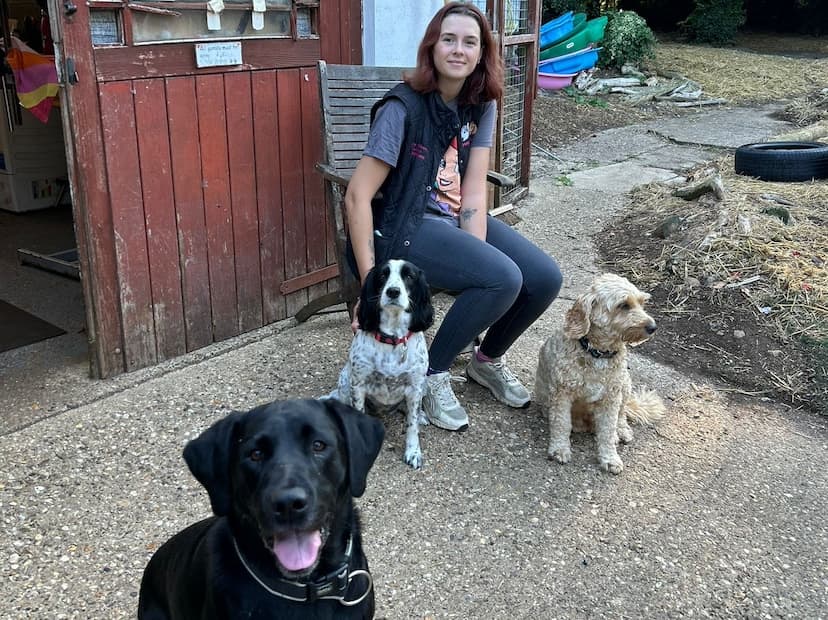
left=252, top=69, right=287, bottom=324
left=60, top=0, right=124, bottom=377
left=300, top=64, right=331, bottom=302
left=99, top=81, right=157, bottom=371
left=319, top=1, right=342, bottom=64
left=225, top=71, right=264, bottom=333
left=93, top=39, right=321, bottom=82
left=278, top=68, right=309, bottom=316
left=325, top=65, right=409, bottom=80
left=166, top=76, right=213, bottom=352
left=133, top=78, right=186, bottom=361
left=196, top=74, right=239, bottom=341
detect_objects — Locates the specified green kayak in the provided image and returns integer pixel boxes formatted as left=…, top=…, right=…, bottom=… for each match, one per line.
left=539, top=16, right=608, bottom=62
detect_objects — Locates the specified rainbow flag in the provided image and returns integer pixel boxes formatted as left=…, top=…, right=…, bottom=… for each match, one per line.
left=6, top=38, right=59, bottom=123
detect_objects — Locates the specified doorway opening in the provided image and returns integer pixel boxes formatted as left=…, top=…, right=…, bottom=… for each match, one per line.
left=0, top=0, right=87, bottom=367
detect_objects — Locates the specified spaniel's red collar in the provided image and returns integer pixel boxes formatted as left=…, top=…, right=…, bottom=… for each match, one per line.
left=372, top=331, right=413, bottom=346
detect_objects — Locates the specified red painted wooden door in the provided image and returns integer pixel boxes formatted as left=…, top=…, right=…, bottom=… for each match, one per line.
left=53, top=0, right=359, bottom=377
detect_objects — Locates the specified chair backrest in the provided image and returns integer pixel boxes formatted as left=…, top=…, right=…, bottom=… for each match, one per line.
left=318, top=61, right=410, bottom=178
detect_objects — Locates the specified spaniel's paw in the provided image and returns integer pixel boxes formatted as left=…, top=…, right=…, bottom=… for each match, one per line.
left=404, top=446, right=423, bottom=470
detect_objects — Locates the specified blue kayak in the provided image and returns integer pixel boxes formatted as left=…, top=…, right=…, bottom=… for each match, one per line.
left=540, top=13, right=586, bottom=50
left=538, top=47, right=601, bottom=75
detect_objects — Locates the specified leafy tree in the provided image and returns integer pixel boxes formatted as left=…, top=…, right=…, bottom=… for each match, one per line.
left=680, top=0, right=746, bottom=45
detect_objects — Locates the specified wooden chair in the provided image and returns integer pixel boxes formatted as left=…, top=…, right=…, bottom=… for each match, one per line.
left=294, top=60, right=514, bottom=323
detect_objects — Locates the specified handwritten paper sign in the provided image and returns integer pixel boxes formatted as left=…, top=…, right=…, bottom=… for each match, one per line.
left=194, top=41, right=242, bottom=68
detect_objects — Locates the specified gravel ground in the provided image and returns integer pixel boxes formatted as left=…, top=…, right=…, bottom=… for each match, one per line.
left=2, top=109, right=827, bottom=619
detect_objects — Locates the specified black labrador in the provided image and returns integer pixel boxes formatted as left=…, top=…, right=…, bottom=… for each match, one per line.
left=138, top=398, right=385, bottom=620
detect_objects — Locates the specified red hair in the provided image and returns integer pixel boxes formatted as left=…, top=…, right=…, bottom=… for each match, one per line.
left=405, top=2, right=504, bottom=105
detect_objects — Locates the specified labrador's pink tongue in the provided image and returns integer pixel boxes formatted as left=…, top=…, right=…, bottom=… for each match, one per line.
left=273, top=530, right=322, bottom=572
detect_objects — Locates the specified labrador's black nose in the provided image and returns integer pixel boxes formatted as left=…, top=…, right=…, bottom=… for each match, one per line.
left=646, top=323, right=657, bottom=335
left=272, top=487, right=309, bottom=520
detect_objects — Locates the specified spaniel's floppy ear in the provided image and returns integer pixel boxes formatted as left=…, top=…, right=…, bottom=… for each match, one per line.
left=408, top=264, right=434, bottom=333
left=357, top=265, right=381, bottom=333
left=183, top=410, right=244, bottom=516
left=563, top=292, right=593, bottom=339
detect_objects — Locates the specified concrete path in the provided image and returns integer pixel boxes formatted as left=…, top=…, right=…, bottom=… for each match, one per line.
left=1, top=104, right=826, bottom=619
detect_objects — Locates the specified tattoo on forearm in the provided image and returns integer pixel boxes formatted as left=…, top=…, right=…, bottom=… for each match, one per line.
left=461, top=208, right=478, bottom=223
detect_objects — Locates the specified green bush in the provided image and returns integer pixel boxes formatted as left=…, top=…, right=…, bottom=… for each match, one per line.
left=680, top=0, right=746, bottom=45
left=598, top=10, right=656, bottom=69
left=542, top=0, right=604, bottom=21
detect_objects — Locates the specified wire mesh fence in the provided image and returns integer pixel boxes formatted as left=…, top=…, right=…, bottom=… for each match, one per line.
left=504, top=0, right=531, bottom=35
left=501, top=43, right=528, bottom=203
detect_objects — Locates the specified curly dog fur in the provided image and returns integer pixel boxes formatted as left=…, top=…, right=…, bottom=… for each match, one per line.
left=535, top=273, right=665, bottom=474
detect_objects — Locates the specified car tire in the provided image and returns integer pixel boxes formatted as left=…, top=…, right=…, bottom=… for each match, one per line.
left=734, top=141, right=828, bottom=182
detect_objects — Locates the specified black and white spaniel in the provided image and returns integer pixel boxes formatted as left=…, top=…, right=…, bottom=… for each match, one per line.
left=329, top=259, right=434, bottom=469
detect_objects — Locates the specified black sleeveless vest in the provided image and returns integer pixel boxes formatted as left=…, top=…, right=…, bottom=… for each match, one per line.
left=367, top=83, right=485, bottom=264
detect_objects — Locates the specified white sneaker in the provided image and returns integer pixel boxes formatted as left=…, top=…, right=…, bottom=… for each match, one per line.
left=422, top=372, right=469, bottom=431
left=466, top=352, right=531, bottom=408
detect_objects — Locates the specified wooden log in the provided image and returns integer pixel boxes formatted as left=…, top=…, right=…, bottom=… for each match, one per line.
left=627, top=78, right=686, bottom=105
left=672, top=174, right=725, bottom=201
left=771, top=120, right=828, bottom=142
left=671, top=98, right=728, bottom=107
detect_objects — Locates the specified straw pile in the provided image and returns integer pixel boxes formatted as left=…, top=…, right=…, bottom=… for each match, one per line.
left=635, top=162, right=825, bottom=334
left=649, top=42, right=828, bottom=104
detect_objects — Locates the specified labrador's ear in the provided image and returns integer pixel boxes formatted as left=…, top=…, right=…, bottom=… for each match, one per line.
left=323, top=399, right=385, bottom=498
left=183, top=411, right=244, bottom=516
left=357, top=265, right=382, bottom=333
left=564, top=292, right=593, bottom=339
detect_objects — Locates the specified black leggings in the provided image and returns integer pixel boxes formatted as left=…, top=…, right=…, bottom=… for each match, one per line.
left=406, top=215, right=562, bottom=372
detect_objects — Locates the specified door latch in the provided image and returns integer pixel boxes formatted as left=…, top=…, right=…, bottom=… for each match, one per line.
left=65, top=57, right=79, bottom=85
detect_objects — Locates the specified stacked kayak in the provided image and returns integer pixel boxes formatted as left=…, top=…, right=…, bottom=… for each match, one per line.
left=537, top=12, right=608, bottom=90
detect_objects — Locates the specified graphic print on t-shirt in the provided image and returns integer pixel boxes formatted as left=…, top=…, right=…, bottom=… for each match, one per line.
left=431, top=120, right=478, bottom=216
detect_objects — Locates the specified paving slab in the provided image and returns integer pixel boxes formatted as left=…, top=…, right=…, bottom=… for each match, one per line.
left=553, top=126, right=667, bottom=166
left=567, top=161, right=682, bottom=193
left=641, top=104, right=793, bottom=149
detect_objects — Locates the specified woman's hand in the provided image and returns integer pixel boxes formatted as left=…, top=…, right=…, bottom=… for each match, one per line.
left=350, top=299, right=361, bottom=333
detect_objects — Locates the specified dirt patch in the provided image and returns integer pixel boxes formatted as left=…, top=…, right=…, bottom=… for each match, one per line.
left=531, top=90, right=675, bottom=151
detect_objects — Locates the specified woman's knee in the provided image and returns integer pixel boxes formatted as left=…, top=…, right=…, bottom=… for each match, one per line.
left=490, top=258, right=524, bottom=301
left=527, top=256, right=563, bottom=304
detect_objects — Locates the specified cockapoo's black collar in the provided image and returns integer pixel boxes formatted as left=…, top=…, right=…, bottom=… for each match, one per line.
left=578, top=336, right=618, bottom=359
left=372, top=331, right=413, bottom=346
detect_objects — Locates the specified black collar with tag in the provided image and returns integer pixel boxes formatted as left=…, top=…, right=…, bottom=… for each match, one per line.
left=232, top=534, right=373, bottom=607
left=579, top=336, right=618, bottom=359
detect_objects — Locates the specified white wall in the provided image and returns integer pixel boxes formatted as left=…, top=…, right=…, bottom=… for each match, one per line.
left=362, top=0, right=443, bottom=67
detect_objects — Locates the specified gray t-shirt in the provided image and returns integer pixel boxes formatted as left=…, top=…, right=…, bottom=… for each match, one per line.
left=364, top=98, right=497, bottom=222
